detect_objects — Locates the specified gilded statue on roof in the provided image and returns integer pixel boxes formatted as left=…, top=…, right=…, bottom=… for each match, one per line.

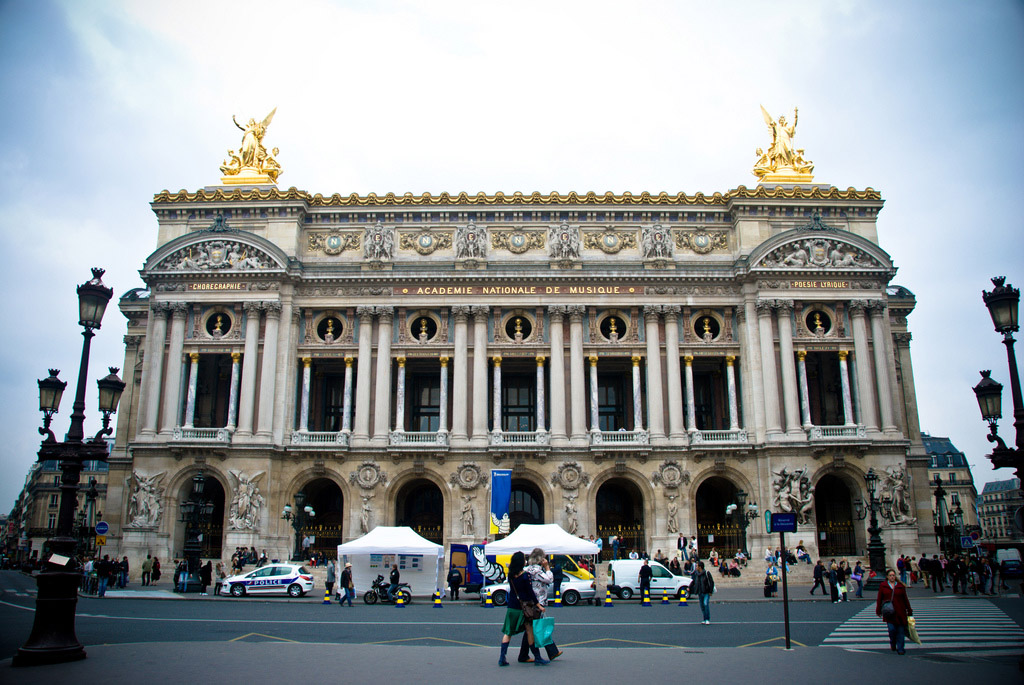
left=753, top=105, right=814, bottom=183
left=220, top=108, right=282, bottom=184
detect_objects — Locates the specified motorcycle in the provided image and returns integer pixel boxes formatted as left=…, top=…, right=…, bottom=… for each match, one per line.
left=363, top=574, right=413, bottom=605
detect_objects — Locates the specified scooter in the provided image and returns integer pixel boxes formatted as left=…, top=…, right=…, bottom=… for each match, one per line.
left=363, top=574, right=413, bottom=605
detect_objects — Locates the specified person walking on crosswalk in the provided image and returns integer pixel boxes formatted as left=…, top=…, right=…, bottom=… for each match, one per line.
left=876, top=568, right=913, bottom=655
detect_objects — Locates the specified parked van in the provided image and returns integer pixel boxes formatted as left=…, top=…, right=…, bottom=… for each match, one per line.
left=448, top=544, right=595, bottom=594
left=608, top=559, right=691, bottom=600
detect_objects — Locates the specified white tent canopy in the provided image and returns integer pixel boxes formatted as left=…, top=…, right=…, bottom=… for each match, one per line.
left=336, top=526, right=444, bottom=597
left=483, top=523, right=600, bottom=555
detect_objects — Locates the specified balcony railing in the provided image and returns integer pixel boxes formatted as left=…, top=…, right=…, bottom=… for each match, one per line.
left=390, top=430, right=450, bottom=447
left=291, top=431, right=350, bottom=446
left=172, top=427, right=233, bottom=443
left=490, top=431, right=550, bottom=446
left=690, top=429, right=748, bottom=444
left=807, top=425, right=867, bottom=440
left=591, top=429, right=649, bottom=445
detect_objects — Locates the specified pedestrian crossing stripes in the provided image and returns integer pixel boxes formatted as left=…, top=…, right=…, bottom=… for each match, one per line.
left=823, top=599, right=1024, bottom=655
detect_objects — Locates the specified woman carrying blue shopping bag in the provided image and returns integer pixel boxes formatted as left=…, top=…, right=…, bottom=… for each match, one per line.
left=518, top=548, right=563, bottom=662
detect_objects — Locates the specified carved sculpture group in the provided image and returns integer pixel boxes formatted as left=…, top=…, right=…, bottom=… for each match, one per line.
left=760, top=238, right=878, bottom=269
left=771, top=466, right=814, bottom=525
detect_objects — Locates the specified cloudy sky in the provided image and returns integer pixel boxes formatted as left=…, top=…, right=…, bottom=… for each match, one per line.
left=1, top=1, right=1022, bottom=512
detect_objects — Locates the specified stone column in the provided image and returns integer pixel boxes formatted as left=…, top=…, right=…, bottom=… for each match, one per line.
left=535, top=356, right=546, bottom=433
left=273, top=299, right=296, bottom=442
left=438, top=356, right=449, bottom=433
left=372, top=307, right=394, bottom=445
left=471, top=306, right=489, bottom=445
left=869, top=301, right=898, bottom=432
left=631, top=355, right=644, bottom=431
left=140, top=302, right=169, bottom=436
left=643, top=305, right=666, bottom=443
left=684, top=355, right=696, bottom=432
left=756, top=300, right=783, bottom=437
left=893, top=334, right=922, bottom=438
left=663, top=305, right=685, bottom=440
left=775, top=300, right=802, bottom=436
left=226, top=352, right=241, bottom=429
left=255, top=302, right=281, bottom=438
left=451, top=306, right=470, bottom=443
left=299, top=357, right=312, bottom=431
left=838, top=351, right=856, bottom=426
left=352, top=306, right=375, bottom=442
left=548, top=307, right=568, bottom=445
left=796, top=350, right=812, bottom=428
left=740, top=302, right=766, bottom=438
left=235, top=302, right=262, bottom=437
left=394, top=356, right=406, bottom=432
left=725, top=355, right=739, bottom=430
left=492, top=356, right=502, bottom=433
left=342, top=356, right=354, bottom=432
left=183, top=352, right=200, bottom=428
left=849, top=300, right=878, bottom=431
left=160, top=302, right=188, bottom=433
left=568, top=305, right=587, bottom=443
left=588, top=355, right=600, bottom=432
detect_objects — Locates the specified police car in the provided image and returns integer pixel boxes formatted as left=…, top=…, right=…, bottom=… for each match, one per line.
left=220, top=563, right=315, bottom=597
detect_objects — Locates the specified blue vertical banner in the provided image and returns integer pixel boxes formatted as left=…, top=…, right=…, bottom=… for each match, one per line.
left=490, top=469, right=512, bottom=536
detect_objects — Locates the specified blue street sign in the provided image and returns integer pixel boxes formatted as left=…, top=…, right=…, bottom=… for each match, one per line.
left=95, top=521, right=109, bottom=535
left=960, top=535, right=974, bottom=549
left=771, top=512, right=798, bottom=533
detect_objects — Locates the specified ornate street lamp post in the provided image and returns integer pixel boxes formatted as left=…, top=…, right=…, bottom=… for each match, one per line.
left=178, top=472, right=215, bottom=592
left=972, top=277, right=1023, bottom=478
left=15, top=269, right=125, bottom=667
left=854, top=467, right=887, bottom=591
left=932, top=474, right=959, bottom=557
left=726, top=490, right=758, bottom=559
left=281, top=492, right=315, bottom=561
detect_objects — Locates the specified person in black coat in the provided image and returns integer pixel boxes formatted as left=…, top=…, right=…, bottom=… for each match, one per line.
left=638, top=560, right=653, bottom=598
left=447, top=568, right=463, bottom=601
left=810, top=560, right=826, bottom=595
left=200, top=561, right=212, bottom=595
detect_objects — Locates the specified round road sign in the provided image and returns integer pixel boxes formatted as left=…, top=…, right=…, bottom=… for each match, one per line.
left=95, top=521, right=109, bottom=535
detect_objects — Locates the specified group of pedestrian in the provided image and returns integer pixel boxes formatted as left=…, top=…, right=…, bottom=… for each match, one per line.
left=809, top=558, right=859, bottom=601
left=497, top=549, right=563, bottom=667
left=82, top=554, right=135, bottom=596
left=914, top=553, right=999, bottom=595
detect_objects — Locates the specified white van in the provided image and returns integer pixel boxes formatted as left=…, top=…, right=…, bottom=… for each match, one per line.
left=608, top=559, right=691, bottom=600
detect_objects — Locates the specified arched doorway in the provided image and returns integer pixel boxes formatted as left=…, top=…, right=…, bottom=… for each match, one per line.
left=815, top=475, right=856, bottom=557
left=395, top=479, right=444, bottom=544
left=509, top=479, right=544, bottom=532
left=596, top=478, right=645, bottom=560
left=176, top=475, right=225, bottom=560
left=301, top=478, right=344, bottom=558
left=695, top=476, right=741, bottom=559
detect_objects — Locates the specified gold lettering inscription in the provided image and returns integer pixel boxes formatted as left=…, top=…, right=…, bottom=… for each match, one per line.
left=188, top=283, right=246, bottom=291
left=790, top=281, right=849, bottom=289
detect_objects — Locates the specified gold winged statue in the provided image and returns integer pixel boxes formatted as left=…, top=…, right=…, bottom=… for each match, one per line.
left=220, top=108, right=282, bottom=184
left=753, top=105, right=814, bottom=183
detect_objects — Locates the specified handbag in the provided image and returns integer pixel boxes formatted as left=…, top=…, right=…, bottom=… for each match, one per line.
left=906, top=616, right=922, bottom=645
left=533, top=616, right=555, bottom=647
left=511, top=579, right=542, bottom=620
left=880, top=601, right=895, bottom=619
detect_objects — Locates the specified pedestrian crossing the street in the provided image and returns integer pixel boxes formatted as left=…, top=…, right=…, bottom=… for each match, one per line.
left=823, top=599, right=1024, bottom=656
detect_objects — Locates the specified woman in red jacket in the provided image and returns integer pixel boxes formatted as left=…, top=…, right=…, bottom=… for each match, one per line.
left=876, top=568, right=913, bottom=654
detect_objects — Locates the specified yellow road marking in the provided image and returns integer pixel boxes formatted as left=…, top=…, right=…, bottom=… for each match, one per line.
left=364, top=636, right=487, bottom=647
left=737, top=636, right=806, bottom=648
left=560, top=637, right=685, bottom=648
left=229, top=632, right=299, bottom=643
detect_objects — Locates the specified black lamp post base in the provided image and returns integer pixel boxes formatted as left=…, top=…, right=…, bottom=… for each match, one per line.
left=13, top=571, right=87, bottom=667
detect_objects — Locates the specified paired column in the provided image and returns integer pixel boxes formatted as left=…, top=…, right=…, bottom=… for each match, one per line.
left=183, top=353, right=200, bottom=428
left=341, top=356, right=354, bottom=432
left=796, top=350, right=812, bottom=428
left=235, top=302, right=262, bottom=437
left=535, top=356, right=546, bottom=433
left=226, top=352, right=241, bottom=430
left=371, top=307, right=394, bottom=445
left=451, top=306, right=470, bottom=442
left=588, top=355, right=600, bottom=432
left=394, top=356, right=406, bottom=432
left=775, top=300, right=802, bottom=436
left=643, top=305, right=666, bottom=443
left=160, top=303, right=188, bottom=432
left=838, top=351, right=856, bottom=426
left=663, top=306, right=686, bottom=440
left=568, top=305, right=587, bottom=443
left=492, top=356, right=502, bottom=432
left=684, top=355, right=696, bottom=432
left=352, top=306, right=375, bottom=441
left=471, top=306, right=490, bottom=444
left=631, top=355, right=644, bottom=431
left=548, top=307, right=568, bottom=445
left=725, top=355, right=740, bottom=430
left=255, top=302, right=281, bottom=438
left=869, top=301, right=897, bottom=432
left=849, top=300, right=878, bottom=431
left=756, top=300, right=783, bottom=437
left=438, top=356, right=449, bottom=433
left=299, top=357, right=312, bottom=431
left=739, top=303, right=766, bottom=438
left=140, top=302, right=170, bottom=436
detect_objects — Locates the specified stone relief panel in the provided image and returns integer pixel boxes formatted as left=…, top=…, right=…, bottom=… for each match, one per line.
left=349, top=461, right=388, bottom=490
left=363, top=221, right=395, bottom=261
left=127, top=471, right=165, bottom=528
left=454, top=222, right=488, bottom=259
left=551, top=461, right=590, bottom=490
left=548, top=221, right=581, bottom=260
left=156, top=241, right=279, bottom=271
left=399, top=229, right=452, bottom=255
left=449, top=462, right=487, bottom=490
left=651, top=460, right=690, bottom=489
left=675, top=230, right=728, bottom=254
left=583, top=228, right=637, bottom=254
left=491, top=229, right=544, bottom=254
left=307, top=231, right=361, bottom=255
left=640, top=224, right=673, bottom=259
left=771, top=466, right=813, bottom=525
left=759, top=238, right=881, bottom=269
left=228, top=470, right=266, bottom=531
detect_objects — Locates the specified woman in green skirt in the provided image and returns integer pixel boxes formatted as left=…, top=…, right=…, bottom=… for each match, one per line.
left=498, top=551, right=548, bottom=666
